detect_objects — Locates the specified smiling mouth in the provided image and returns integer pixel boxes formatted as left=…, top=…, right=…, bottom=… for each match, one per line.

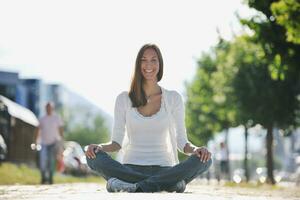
left=144, top=69, right=154, bottom=73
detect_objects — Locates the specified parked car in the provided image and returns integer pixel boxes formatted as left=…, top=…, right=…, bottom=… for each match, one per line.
left=255, top=167, right=283, bottom=183
left=0, top=134, right=7, bottom=162
left=63, top=141, right=89, bottom=176
left=232, top=168, right=245, bottom=183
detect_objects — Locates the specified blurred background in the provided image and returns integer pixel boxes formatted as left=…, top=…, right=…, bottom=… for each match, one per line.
left=0, top=0, right=299, bottom=186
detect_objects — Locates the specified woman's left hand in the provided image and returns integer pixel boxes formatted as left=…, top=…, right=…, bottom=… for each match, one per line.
left=193, top=147, right=211, bottom=162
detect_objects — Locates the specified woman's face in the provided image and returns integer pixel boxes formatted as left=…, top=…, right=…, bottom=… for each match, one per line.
left=140, top=48, right=160, bottom=82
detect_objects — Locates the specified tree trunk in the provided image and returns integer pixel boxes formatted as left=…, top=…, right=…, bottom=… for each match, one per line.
left=266, top=124, right=275, bottom=184
left=224, top=128, right=231, bottom=180
left=289, top=131, right=296, bottom=172
left=244, top=125, right=249, bottom=182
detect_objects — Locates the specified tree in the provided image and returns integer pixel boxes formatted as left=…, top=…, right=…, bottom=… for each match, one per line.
left=271, top=0, right=300, bottom=44
left=185, top=53, right=219, bottom=147
left=186, top=40, right=238, bottom=147
left=230, top=36, right=297, bottom=184
left=216, top=36, right=259, bottom=182
left=241, top=0, right=300, bottom=184
left=65, top=114, right=109, bottom=147
left=186, top=1, right=300, bottom=184
left=185, top=39, right=239, bottom=179
left=187, top=31, right=298, bottom=183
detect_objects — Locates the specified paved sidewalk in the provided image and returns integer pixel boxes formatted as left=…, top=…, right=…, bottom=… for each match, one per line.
left=0, top=182, right=299, bottom=200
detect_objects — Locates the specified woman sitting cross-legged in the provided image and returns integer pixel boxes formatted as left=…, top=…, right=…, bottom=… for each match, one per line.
left=85, top=43, right=212, bottom=193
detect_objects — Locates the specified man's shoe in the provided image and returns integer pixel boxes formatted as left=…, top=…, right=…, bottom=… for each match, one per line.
left=106, top=178, right=137, bottom=193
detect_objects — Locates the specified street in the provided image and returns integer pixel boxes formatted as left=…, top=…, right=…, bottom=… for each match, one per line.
left=1, top=182, right=299, bottom=200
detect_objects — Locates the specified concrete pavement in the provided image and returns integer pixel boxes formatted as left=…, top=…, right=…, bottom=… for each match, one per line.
left=0, top=182, right=299, bottom=200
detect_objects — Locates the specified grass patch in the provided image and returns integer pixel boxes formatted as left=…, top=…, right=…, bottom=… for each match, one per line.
left=224, top=181, right=282, bottom=190
left=54, top=173, right=104, bottom=184
left=0, top=162, right=104, bottom=185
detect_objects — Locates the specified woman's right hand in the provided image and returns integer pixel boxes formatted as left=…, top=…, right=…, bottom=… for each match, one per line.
left=85, top=144, right=103, bottom=159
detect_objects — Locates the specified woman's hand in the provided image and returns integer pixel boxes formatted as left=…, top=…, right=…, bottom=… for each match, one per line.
left=193, top=147, right=211, bottom=162
left=85, top=144, right=103, bottom=159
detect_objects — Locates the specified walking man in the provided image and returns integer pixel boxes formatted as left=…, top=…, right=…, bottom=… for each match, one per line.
left=34, top=102, right=64, bottom=184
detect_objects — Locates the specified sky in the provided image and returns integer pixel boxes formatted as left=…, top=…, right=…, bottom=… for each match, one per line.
left=0, top=0, right=255, bottom=116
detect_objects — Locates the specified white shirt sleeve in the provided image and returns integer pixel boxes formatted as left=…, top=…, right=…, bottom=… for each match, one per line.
left=111, top=92, right=127, bottom=147
left=171, top=91, right=189, bottom=152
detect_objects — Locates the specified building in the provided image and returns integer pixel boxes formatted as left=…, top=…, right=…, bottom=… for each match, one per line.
left=0, top=70, right=112, bottom=126
left=0, top=95, right=39, bottom=166
left=18, top=79, right=44, bottom=118
left=0, top=71, right=19, bottom=101
left=0, top=70, right=112, bottom=166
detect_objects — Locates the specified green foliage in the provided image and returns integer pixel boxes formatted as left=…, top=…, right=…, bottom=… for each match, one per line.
left=239, top=0, right=300, bottom=184
left=185, top=40, right=239, bottom=146
left=185, top=53, right=219, bottom=146
left=242, top=0, right=300, bottom=127
left=230, top=36, right=295, bottom=128
left=242, top=0, right=300, bottom=91
left=185, top=0, right=299, bottom=185
left=65, top=115, right=110, bottom=147
left=271, top=0, right=300, bottom=44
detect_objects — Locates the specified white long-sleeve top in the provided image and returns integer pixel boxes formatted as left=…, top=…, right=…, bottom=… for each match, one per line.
left=123, top=98, right=173, bottom=166
left=111, top=86, right=190, bottom=166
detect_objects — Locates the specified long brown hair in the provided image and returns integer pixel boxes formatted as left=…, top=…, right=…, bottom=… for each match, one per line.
left=129, top=44, right=164, bottom=108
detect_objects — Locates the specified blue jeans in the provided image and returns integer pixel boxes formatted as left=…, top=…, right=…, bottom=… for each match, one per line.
left=39, top=143, right=56, bottom=183
left=87, top=150, right=212, bottom=192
